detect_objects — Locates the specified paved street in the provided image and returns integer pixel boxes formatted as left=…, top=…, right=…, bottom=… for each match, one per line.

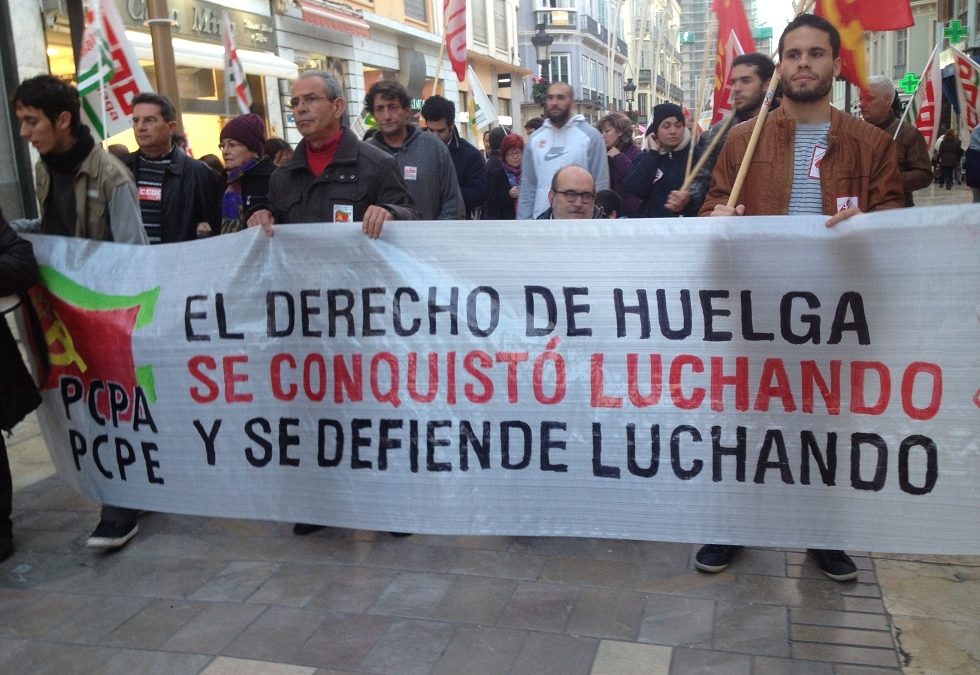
left=1, top=184, right=976, bottom=674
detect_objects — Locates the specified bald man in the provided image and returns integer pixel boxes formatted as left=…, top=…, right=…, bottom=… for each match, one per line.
left=537, top=165, right=604, bottom=219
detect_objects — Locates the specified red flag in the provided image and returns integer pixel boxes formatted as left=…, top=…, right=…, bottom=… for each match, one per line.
left=711, top=0, right=754, bottom=124
left=814, top=0, right=913, bottom=90
left=444, top=0, right=466, bottom=82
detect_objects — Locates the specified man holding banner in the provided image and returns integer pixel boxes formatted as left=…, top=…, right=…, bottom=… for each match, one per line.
left=698, top=14, right=903, bottom=580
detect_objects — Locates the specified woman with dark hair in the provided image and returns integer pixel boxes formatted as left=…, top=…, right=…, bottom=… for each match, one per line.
left=484, top=134, right=524, bottom=219
left=218, top=114, right=276, bottom=234
left=484, top=126, right=509, bottom=173
left=597, top=112, right=642, bottom=216
left=0, top=207, right=42, bottom=562
left=263, top=137, right=294, bottom=167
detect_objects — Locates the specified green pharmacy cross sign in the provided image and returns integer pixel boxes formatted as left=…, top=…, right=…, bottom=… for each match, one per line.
left=944, top=20, right=969, bottom=44
left=898, top=72, right=920, bottom=94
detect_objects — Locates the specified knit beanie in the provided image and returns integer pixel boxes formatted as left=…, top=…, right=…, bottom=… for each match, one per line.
left=499, top=133, right=525, bottom=156
left=220, top=113, right=265, bottom=155
left=649, top=103, right=684, bottom=135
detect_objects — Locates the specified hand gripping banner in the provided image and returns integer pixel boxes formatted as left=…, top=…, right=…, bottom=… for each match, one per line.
left=24, top=206, right=980, bottom=553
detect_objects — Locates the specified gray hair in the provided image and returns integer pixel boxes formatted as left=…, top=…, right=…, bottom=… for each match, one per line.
left=867, top=75, right=895, bottom=100
left=296, top=70, right=344, bottom=100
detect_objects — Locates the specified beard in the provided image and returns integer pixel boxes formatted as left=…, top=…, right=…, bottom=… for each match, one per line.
left=547, top=106, right=571, bottom=125
left=784, top=74, right=833, bottom=103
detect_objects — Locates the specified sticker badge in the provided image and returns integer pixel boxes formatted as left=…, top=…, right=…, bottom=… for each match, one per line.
left=808, top=145, right=827, bottom=179
left=333, top=204, right=354, bottom=222
left=404, top=166, right=418, bottom=181
left=836, top=196, right=859, bottom=212
left=138, top=185, right=162, bottom=201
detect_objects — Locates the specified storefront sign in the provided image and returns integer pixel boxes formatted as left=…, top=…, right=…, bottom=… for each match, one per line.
left=120, top=0, right=277, bottom=51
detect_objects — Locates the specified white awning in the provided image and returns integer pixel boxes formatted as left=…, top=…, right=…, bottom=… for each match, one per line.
left=127, top=31, right=299, bottom=80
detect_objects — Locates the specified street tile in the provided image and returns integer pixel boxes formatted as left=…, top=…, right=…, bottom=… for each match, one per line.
left=566, top=587, right=646, bottom=640
left=792, top=624, right=895, bottom=649
left=162, top=601, right=267, bottom=654
left=841, top=596, right=886, bottom=614
left=200, top=656, right=316, bottom=674
left=188, top=561, right=280, bottom=602
left=222, top=606, right=326, bottom=662
left=282, top=537, right=374, bottom=566
left=82, top=555, right=229, bottom=599
left=359, top=618, right=456, bottom=675
left=102, top=598, right=206, bottom=649
left=246, top=562, right=333, bottom=607
left=792, top=608, right=890, bottom=632
left=0, top=590, right=93, bottom=638
left=291, top=610, right=392, bottom=670
left=753, top=655, right=834, bottom=674
left=510, top=536, right=599, bottom=559
left=890, top=616, right=979, bottom=675
left=497, top=580, right=579, bottom=632
left=115, top=532, right=213, bottom=559
left=590, top=639, right=671, bottom=674
left=713, top=601, right=789, bottom=656
left=42, top=594, right=149, bottom=644
left=92, top=649, right=212, bottom=674
left=363, top=540, right=460, bottom=572
left=429, top=574, right=516, bottom=624
left=0, top=640, right=115, bottom=674
left=791, top=642, right=900, bottom=668
left=510, top=631, right=599, bottom=675
left=367, top=571, right=454, bottom=618
left=431, top=624, right=527, bottom=675
left=833, top=666, right=901, bottom=674
left=669, top=647, right=752, bottom=674
left=306, top=565, right=397, bottom=613
left=592, top=539, right=689, bottom=567
left=538, top=556, right=643, bottom=588
left=448, top=547, right=548, bottom=580
left=685, top=573, right=844, bottom=609
left=637, top=593, right=714, bottom=647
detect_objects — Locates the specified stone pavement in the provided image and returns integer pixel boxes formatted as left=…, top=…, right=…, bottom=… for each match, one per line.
left=1, top=184, right=976, bottom=675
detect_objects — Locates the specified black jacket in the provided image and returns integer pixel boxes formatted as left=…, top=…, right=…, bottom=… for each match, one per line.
left=446, top=129, right=488, bottom=217
left=483, top=163, right=518, bottom=219
left=623, top=142, right=700, bottom=218
left=125, top=146, right=220, bottom=242
left=268, top=129, right=420, bottom=224
left=0, top=210, right=41, bottom=431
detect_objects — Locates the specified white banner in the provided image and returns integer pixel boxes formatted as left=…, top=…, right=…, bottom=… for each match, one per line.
left=468, top=65, right=499, bottom=131
left=24, top=206, right=979, bottom=553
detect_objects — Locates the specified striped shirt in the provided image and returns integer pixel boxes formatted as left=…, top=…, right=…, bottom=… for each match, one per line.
left=788, top=123, right=830, bottom=215
left=136, top=147, right=174, bottom=244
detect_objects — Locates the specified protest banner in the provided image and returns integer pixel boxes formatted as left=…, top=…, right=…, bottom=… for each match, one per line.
left=23, top=206, right=979, bottom=553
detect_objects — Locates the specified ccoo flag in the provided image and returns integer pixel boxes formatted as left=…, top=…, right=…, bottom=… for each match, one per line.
left=78, top=0, right=153, bottom=141
left=444, top=0, right=467, bottom=82
left=223, top=11, right=253, bottom=115
left=907, top=44, right=942, bottom=149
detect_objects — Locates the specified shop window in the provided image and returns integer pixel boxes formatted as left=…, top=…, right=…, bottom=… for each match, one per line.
left=405, top=0, right=426, bottom=22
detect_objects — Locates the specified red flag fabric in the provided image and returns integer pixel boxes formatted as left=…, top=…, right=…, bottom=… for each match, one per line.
left=853, top=1, right=914, bottom=32
left=444, top=0, right=466, bottom=82
left=711, top=0, right=754, bottom=124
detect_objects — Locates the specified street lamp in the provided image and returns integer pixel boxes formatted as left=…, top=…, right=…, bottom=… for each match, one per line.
left=624, top=77, right=636, bottom=116
left=531, top=23, right=554, bottom=83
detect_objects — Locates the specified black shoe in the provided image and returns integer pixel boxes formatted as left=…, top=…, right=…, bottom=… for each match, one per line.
left=86, top=520, right=138, bottom=550
left=0, top=538, right=12, bottom=563
left=292, top=523, right=326, bottom=536
left=807, top=549, right=858, bottom=581
left=694, top=544, right=741, bottom=573
left=388, top=532, right=413, bottom=538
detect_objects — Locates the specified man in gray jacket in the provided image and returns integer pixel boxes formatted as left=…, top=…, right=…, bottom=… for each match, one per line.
left=248, top=71, right=419, bottom=238
left=365, top=81, right=464, bottom=220
left=517, top=82, right=609, bottom=219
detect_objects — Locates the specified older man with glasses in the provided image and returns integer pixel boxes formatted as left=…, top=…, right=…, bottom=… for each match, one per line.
left=536, top=165, right=604, bottom=219
left=248, top=71, right=419, bottom=238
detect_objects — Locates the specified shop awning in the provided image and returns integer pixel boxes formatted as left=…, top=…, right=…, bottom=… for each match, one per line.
left=127, top=31, right=299, bottom=80
left=297, top=0, right=370, bottom=37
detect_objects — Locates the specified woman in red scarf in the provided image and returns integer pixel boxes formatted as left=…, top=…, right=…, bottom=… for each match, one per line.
left=483, top=133, right=523, bottom=220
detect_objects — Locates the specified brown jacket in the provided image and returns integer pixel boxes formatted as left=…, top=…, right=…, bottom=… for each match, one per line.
left=874, top=113, right=932, bottom=207
left=700, top=107, right=904, bottom=216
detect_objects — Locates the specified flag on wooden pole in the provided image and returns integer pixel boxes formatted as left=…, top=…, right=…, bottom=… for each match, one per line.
left=223, top=11, right=253, bottom=115
left=444, top=0, right=467, bottom=82
left=78, top=0, right=153, bottom=141
left=906, top=44, right=942, bottom=149
left=467, top=65, right=498, bottom=130
left=711, top=0, right=752, bottom=125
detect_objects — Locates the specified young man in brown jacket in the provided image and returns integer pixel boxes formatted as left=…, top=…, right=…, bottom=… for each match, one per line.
left=696, top=14, right=903, bottom=581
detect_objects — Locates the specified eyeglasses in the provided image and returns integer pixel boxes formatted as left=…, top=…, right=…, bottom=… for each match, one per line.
left=218, top=140, right=244, bottom=151
left=505, top=150, right=523, bottom=157
left=554, top=189, right=595, bottom=203
left=286, top=94, right=329, bottom=109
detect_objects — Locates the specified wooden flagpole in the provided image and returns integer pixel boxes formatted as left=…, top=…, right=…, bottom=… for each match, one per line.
left=431, top=0, right=450, bottom=96
left=686, top=14, right=716, bottom=182
left=678, top=112, right=736, bottom=192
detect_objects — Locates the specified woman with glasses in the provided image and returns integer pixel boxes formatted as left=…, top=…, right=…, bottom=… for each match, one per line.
left=217, top=114, right=277, bottom=234
left=597, top=112, right=642, bottom=217
left=484, top=134, right=524, bottom=220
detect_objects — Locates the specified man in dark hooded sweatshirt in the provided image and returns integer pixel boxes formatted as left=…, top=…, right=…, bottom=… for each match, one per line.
left=623, top=103, right=700, bottom=218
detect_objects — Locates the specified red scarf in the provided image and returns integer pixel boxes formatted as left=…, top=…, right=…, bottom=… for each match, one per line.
left=305, top=130, right=343, bottom=176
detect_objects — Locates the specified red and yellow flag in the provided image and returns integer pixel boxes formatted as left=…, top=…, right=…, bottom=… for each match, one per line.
left=711, top=0, right=754, bottom=125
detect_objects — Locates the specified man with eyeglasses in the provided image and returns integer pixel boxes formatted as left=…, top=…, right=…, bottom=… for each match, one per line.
left=365, top=81, right=464, bottom=221
left=124, top=93, right=220, bottom=243
left=420, top=95, right=487, bottom=218
left=247, top=71, right=419, bottom=238
left=536, top=165, right=604, bottom=220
